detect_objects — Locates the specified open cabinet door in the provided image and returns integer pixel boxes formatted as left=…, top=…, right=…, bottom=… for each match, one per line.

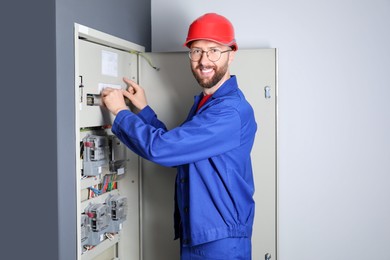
left=139, top=49, right=277, bottom=260
left=231, top=49, right=277, bottom=260
left=138, top=52, right=199, bottom=260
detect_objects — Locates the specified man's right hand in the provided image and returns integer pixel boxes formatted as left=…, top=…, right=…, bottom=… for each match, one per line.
left=123, top=77, right=148, bottom=113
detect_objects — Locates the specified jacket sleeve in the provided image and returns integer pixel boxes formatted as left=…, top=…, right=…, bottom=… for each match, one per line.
left=136, top=105, right=168, bottom=130
left=112, top=105, right=241, bottom=167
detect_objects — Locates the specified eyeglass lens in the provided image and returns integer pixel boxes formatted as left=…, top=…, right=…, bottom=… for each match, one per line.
left=189, top=49, right=224, bottom=62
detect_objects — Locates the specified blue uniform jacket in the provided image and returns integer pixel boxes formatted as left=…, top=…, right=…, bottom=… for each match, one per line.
left=112, top=76, right=257, bottom=247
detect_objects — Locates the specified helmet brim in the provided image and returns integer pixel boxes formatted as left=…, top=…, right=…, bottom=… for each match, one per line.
left=183, top=38, right=238, bottom=51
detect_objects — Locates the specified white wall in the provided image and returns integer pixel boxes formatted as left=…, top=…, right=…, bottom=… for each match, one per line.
left=151, top=0, right=390, bottom=259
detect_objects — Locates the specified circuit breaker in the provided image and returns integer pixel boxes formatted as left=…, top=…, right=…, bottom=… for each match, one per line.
left=106, top=194, right=128, bottom=232
left=84, top=203, right=111, bottom=246
left=82, top=135, right=109, bottom=176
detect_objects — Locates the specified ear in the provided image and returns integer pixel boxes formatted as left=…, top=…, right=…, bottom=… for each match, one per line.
left=228, top=50, right=236, bottom=65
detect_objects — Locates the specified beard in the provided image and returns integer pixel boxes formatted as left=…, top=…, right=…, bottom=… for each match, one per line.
left=191, top=61, right=229, bottom=89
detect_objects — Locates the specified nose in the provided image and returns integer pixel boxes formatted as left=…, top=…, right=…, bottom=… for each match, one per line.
left=199, top=51, right=210, bottom=64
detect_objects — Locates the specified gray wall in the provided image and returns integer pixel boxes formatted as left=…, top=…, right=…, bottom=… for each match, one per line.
left=151, top=1, right=390, bottom=259
left=56, top=1, right=150, bottom=259
left=1, top=1, right=57, bottom=259
left=2, top=1, right=150, bottom=260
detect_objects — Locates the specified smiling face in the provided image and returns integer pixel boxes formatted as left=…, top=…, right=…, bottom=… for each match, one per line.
left=189, top=40, right=235, bottom=93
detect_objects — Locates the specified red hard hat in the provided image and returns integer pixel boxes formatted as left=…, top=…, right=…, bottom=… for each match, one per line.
left=183, top=13, right=238, bottom=51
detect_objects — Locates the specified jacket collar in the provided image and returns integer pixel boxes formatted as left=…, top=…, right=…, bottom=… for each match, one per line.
left=211, top=75, right=238, bottom=98
left=195, top=75, right=238, bottom=101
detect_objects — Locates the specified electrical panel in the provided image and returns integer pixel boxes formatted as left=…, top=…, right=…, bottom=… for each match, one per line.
left=75, top=24, right=144, bottom=260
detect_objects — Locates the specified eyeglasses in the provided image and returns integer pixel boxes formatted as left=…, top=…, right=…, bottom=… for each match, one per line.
left=188, top=48, right=232, bottom=62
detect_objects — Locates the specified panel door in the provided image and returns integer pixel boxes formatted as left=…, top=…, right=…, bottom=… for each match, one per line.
left=230, top=49, right=277, bottom=260
left=139, top=49, right=277, bottom=260
left=138, top=53, right=199, bottom=260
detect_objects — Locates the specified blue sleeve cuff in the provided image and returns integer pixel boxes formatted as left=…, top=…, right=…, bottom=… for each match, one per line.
left=136, top=105, right=156, bottom=124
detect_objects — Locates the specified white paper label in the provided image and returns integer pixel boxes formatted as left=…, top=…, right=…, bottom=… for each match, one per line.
left=101, top=50, right=118, bottom=77
left=117, top=167, right=125, bottom=175
left=98, top=83, right=121, bottom=93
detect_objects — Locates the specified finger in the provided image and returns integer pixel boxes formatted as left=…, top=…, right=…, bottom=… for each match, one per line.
left=123, top=77, right=141, bottom=91
left=127, top=86, right=135, bottom=94
left=101, top=87, right=113, bottom=96
left=101, top=89, right=109, bottom=97
left=123, top=78, right=135, bottom=93
left=122, top=89, right=134, bottom=100
left=123, top=77, right=134, bottom=87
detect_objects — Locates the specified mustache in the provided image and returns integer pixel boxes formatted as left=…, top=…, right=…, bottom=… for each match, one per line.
left=196, top=64, right=215, bottom=70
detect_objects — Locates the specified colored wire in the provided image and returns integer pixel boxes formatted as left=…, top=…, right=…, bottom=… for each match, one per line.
left=128, top=50, right=160, bottom=71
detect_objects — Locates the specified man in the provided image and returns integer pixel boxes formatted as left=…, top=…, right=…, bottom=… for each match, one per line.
left=102, top=13, right=257, bottom=260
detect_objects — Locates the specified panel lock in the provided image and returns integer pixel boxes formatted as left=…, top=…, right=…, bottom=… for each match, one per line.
left=265, top=253, right=271, bottom=260
left=264, top=86, right=271, bottom=99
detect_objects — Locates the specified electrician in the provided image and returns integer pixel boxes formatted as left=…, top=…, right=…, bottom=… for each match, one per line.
left=102, top=13, right=257, bottom=260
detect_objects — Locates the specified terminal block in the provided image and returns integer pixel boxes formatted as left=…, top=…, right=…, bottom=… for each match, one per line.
left=83, top=135, right=109, bottom=176
left=106, top=194, right=128, bottom=233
